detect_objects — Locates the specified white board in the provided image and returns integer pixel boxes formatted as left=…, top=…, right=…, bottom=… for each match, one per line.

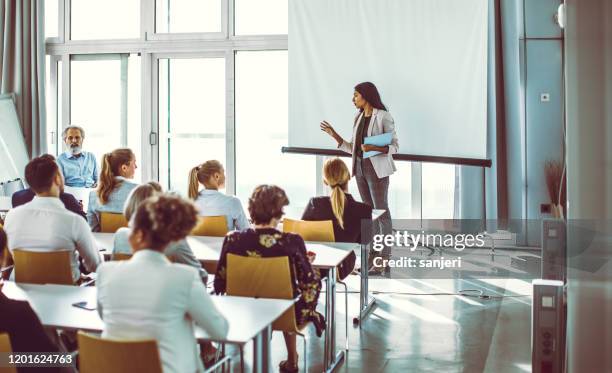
left=0, top=94, right=29, bottom=182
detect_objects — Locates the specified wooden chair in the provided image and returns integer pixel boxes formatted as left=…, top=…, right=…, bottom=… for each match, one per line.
left=77, top=332, right=162, bottom=373
left=111, top=253, right=132, bottom=261
left=191, top=216, right=228, bottom=237
left=226, top=254, right=309, bottom=372
left=283, top=218, right=335, bottom=242
left=282, top=219, right=350, bottom=350
left=0, top=333, right=17, bottom=373
left=12, top=249, right=73, bottom=285
left=100, top=212, right=128, bottom=233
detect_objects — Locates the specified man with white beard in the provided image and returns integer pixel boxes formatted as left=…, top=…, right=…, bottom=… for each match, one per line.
left=57, top=125, right=99, bottom=188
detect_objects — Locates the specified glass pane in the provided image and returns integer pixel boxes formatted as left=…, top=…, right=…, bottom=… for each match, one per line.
left=45, top=56, right=59, bottom=155
left=422, top=163, right=456, bottom=219
left=44, top=0, right=59, bottom=38
left=235, top=51, right=315, bottom=212
left=347, top=161, right=414, bottom=219
left=70, top=55, right=142, bottom=181
left=158, top=58, right=226, bottom=194
left=235, top=0, right=288, bottom=35
left=167, top=137, right=225, bottom=195
left=156, top=0, right=222, bottom=33
left=71, top=0, right=139, bottom=40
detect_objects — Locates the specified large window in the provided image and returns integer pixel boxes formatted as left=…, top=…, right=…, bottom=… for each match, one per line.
left=44, top=0, right=458, bottom=220
left=158, top=57, right=226, bottom=194
left=235, top=51, right=316, bottom=210
left=44, top=0, right=59, bottom=39
left=235, top=0, right=288, bottom=35
left=155, top=0, right=222, bottom=34
left=70, top=54, right=142, bottom=181
left=71, top=0, right=140, bottom=40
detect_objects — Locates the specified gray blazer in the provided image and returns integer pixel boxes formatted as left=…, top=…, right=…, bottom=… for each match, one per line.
left=338, top=108, right=399, bottom=178
left=113, top=227, right=208, bottom=283
left=87, top=177, right=138, bottom=231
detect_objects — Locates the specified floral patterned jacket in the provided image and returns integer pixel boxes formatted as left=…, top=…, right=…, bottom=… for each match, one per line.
left=213, top=228, right=326, bottom=336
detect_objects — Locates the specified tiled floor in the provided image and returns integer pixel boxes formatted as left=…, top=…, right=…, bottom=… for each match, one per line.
left=225, top=249, right=537, bottom=372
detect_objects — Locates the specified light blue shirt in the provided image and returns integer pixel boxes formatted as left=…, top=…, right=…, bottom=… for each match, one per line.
left=87, top=177, right=138, bottom=231
left=57, top=151, right=98, bottom=188
left=193, top=189, right=250, bottom=232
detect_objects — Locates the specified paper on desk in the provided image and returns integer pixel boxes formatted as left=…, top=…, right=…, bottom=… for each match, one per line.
left=363, top=132, right=392, bottom=158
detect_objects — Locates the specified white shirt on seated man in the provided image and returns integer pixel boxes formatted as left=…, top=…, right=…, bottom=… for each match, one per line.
left=3, top=154, right=102, bottom=283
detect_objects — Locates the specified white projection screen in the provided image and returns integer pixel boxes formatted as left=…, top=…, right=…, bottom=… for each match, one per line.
left=288, top=0, right=488, bottom=161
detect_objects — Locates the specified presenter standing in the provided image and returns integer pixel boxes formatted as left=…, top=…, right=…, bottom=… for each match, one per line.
left=320, top=82, right=398, bottom=272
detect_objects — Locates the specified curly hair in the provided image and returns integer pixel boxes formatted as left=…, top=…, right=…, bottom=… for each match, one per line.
left=248, top=185, right=289, bottom=225
left=132, top=195, right=198, bottom=251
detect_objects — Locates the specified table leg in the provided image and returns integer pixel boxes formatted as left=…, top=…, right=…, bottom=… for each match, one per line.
left=353, top=243, right=377, bottom=326
left=324, top=266, right=345, bottom=372
left=252, top=325, right=271, bottom=373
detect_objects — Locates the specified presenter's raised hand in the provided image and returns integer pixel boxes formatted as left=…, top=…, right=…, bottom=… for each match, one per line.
left=320, top=121, right=343, bottom=145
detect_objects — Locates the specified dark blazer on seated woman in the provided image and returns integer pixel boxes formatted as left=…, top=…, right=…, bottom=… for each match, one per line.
left=0, top=292, right=60, bottom=373
left=301, top=194, right=373, bottom=243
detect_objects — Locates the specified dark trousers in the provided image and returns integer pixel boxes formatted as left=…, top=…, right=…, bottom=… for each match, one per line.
left=354, top=157, right=392, bottom=258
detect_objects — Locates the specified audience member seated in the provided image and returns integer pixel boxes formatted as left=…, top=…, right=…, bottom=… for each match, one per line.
left=214, top=185, right=324, bottom=372
left=113, top=182, right=208, bottom=282
left=97, top=195, right=228, bottom=373
left=0, top=229, right=61, bottom=373
left=188, top=160, right=249, bottom=232
left=87, top=148, right=138, bottom=231
left=302, top=157, right=372, bottom=243
left=57, top=126, right=98, bottom=188
left=12, top=155, right=87, bottom=220
left=3, top=155, right=102, bottom=284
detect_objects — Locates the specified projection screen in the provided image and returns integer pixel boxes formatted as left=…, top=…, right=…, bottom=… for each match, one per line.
left=288, top=0, right=488, bottom=161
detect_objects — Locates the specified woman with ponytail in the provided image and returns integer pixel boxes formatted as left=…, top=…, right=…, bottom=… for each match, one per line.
left=187, top=160, right=249, bottom=232
left=87, top=148, right=139, bottom=231
left=302, top=158, right=372, bottom=243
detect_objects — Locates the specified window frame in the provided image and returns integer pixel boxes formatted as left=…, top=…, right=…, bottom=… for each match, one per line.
left=43, top=0, right=446, bottom=219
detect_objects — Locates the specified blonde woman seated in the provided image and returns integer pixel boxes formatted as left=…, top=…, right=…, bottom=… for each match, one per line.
left=302, top=158, right=372, bottom=243
left=97, top=195, right=228, bottom=373
left=188, top=160, right=249, bottom=232
left=113, top=182, right=208, bottom=282
left=87, top=148, right=139, bottom=231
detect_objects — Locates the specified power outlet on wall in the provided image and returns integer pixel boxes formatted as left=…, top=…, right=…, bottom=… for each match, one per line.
left=540, top=203, right=552, bottom=214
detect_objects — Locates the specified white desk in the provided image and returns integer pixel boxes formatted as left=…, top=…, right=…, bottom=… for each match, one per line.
left=1, top=281, right=293, bottom=373
left=93, top=232, right=352, bottom=373
left=0, top=196, right=11, bottom=212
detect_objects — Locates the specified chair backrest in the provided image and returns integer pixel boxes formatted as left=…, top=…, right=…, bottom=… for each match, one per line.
left=77, top=332, right=163, bottom=373
left=12, top=249, right=73, bottom=285
left=100, top=213, right=128, bottom=233
left=226, top=254, right=299, bottom=332
left=111, top=253, right=132, bottom=261
left=283, top=218, right=335, bottom=242
left=191, top=215, right=228, bottom=237
left=0, top=333, right=17, bottom=373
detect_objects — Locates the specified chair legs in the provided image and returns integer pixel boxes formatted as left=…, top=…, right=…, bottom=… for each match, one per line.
left=297, top=332, right=307, bottom=373
left=337, top=280, right=349, bottom=351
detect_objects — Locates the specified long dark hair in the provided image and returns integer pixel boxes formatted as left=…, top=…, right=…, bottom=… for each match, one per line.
left=354, top=82, right=387, bottom=112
